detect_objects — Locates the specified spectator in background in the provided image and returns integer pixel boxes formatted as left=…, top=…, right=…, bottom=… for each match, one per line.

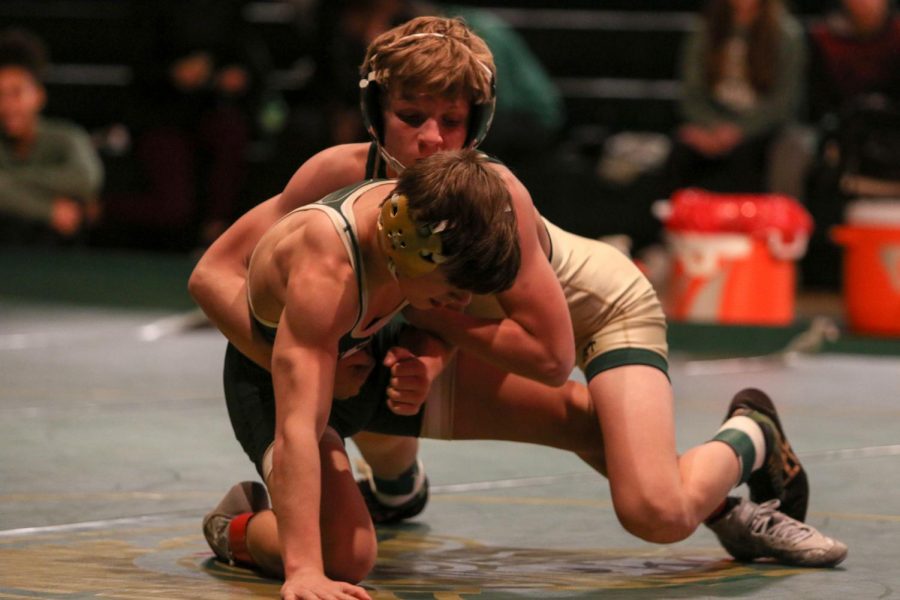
left=312, top=0, right=563, bottom=174
left=447, top=3, right=564, bottom=173
left=0, top=28, right=103, bottom=245
left=101, top=0, right=270, bottom=251
left=802, top=0, right=900, bottom=289
left=808, top=0, right=900, bottom=124
left=312, top=0, right=416, bottom=146
left=663, top=0, right=806, bottom=195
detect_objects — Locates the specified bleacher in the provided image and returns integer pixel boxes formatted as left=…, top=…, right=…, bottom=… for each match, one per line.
left=1, top=0, right=827, bottom=248
left=0, top=2, right=690, bottom=134
left=2, top=1, right=824, bottom=136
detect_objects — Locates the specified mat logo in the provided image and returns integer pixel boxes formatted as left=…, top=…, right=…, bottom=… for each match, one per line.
left=362, top=531, right=805, bottom=596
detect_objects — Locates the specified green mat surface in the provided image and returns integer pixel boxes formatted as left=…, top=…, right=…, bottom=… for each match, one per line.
left=0, top=247, right=196, bottom=311
left=667, top=321, right=900, bottom=358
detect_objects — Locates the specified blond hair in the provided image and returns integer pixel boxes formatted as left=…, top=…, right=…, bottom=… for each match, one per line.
left=361, top=16, right=495, bottom=104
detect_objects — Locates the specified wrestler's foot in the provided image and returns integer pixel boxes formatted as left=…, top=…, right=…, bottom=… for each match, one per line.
left=358, top=460, right=429, bottom=524
left=709, top=498, right=847, bottom=567
left=203, top=481, right=269, bottom=564
left=726, top=388, right=809, bottom=521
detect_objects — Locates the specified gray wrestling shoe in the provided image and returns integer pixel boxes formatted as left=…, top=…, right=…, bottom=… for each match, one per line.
left=709, top=498, right=847, bottom=568
left=202, top=481, right=270, bottom=564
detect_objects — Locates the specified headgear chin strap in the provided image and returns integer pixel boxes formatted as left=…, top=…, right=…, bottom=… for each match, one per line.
left=359, top=32, right=496, bottom=173
left=377, top=193, right=449, bottom=278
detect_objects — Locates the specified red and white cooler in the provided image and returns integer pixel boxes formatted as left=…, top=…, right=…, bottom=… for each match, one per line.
left=656, top=189, right=813, bottom=326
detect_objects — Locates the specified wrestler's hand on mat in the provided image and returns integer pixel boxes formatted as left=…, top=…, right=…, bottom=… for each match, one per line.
left=281, top=572, right=371, bottom=600
left=383, top=346, right=431, bottom=415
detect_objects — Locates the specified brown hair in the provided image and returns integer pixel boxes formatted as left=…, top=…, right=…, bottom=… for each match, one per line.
left=394, top=149, right=520, bottom=294
left=703, top=0, right=783, bottom=93
left=361, top=16, right=495, bottom=104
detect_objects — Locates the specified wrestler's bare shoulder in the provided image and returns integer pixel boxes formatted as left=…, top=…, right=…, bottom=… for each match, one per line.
left=278, top=144, right=372, bottom=212
left=256, top=209, right=351, bottom=285
left=297, top=143, right=371, bottom=182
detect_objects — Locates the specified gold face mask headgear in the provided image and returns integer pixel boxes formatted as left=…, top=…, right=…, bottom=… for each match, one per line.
left=377, top=193, right=449, bottom=278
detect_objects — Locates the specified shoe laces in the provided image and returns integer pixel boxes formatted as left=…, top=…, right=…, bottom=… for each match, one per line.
left=750, top=500, right=814, bottom=543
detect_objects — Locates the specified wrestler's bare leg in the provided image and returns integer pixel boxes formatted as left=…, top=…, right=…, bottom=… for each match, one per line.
left=352, top=352, right=607, bottom=485
left=589, top=365, right=738, bottom=543
left=247, top=428, right=377, bottom=581
left=352, top=431, right=420, bottom=479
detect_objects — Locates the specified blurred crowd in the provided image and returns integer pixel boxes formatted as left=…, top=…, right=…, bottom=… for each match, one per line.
left=1, top=0, right=898, bottom=289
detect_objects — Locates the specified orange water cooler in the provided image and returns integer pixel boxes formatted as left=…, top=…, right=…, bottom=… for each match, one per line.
left=658, top=189, right=813, bottom=326
left=832, top=200, right=900, bottom=336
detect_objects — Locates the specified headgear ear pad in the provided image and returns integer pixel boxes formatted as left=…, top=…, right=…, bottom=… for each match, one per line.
left=359, top=74, right=387, bottom=144
left=467, top=75, right=496, bottom=148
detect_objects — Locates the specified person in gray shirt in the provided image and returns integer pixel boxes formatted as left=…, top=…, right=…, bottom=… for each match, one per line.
left=0, top=28, right=103, bottom=244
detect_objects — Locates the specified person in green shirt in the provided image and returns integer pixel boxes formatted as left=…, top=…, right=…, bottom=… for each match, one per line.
left=665, top=0, right=806, bottom=194
left=0, top=28, right=103, bottom=244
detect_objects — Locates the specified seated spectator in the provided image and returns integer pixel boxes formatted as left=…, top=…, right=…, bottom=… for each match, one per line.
left=0, top=29, right=103, bottom=245
left=663, top=0, right=806, bottom=195
left=100, top=0, right=269, bottom=251
left=803, top=0, right=900, bottom=288
left=808, top=0, right=900, bottom=124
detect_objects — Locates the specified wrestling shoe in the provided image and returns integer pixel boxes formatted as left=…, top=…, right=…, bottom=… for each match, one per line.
left=726, top=388, right=809, bottom=521
left=203, top=481, right=270, bottom=564
left=709, top=498, right=848, bottom=567
left=357, top=460, right=429, bottom=525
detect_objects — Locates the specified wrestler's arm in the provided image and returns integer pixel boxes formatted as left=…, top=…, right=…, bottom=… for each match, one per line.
left=406, top=169, right=574, bottom=386
left=188, top=197, right=285, bottom=368
left=188, top=145, right=367, bottom=369
left=269, top=231, right=361, bottom=598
